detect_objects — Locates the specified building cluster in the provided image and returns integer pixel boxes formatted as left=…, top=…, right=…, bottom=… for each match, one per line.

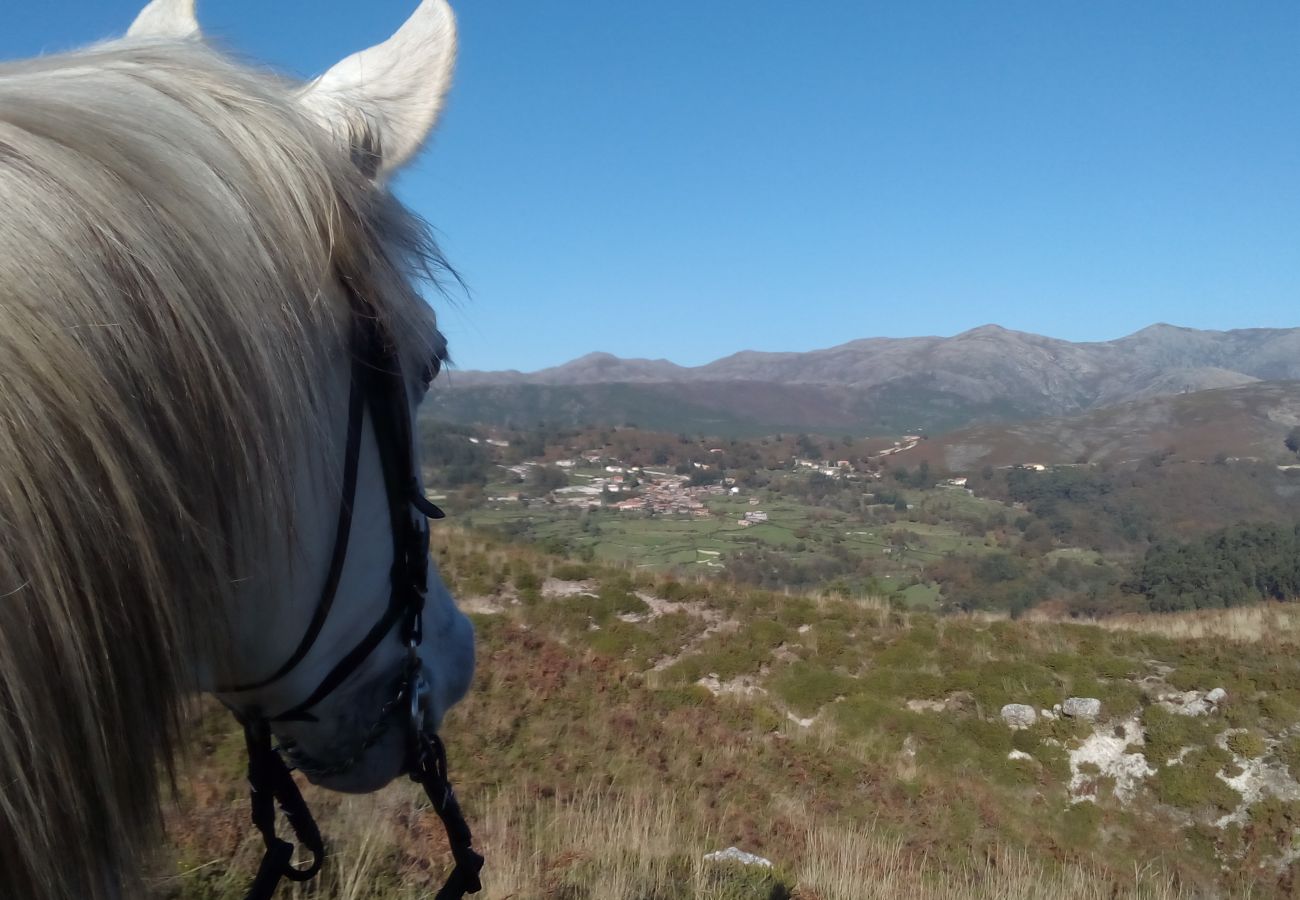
left=492, top=450, right=738, bottom=519
left=613, top=471, right=714, bottom=517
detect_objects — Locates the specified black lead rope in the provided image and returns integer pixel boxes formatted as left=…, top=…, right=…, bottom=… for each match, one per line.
left=410, top=731, right=486, bottom=900
left=241, top=716, right=482, bottom=900
left=242, top=720, right=325, bottom=900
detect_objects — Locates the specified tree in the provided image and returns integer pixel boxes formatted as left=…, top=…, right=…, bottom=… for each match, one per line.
left=527, top=465, right=568, bottom=493
left=1286, top=426, right=1300, bottom=457
left=796, top=433, right=822, bottom=459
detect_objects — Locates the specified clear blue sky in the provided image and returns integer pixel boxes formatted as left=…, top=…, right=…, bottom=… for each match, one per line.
left=7, top=2, right=1299, bottom=372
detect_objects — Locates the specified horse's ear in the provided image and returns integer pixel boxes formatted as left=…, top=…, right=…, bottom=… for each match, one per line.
left=299, top=0, right=457, bottom=180
left=127, top=0, right=201, bottom=39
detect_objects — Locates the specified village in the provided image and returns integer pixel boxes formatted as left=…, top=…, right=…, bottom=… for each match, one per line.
left=474, top=432, right=978, bottom=528
left=491, top=455, right=737, bottom=518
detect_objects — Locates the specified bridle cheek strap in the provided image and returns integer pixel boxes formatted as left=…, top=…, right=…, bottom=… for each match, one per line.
left=228, top=297, right=480, bottom=900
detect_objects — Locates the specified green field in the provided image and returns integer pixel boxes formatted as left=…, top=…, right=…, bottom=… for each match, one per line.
left=463, top=474, right=1016, bottom=610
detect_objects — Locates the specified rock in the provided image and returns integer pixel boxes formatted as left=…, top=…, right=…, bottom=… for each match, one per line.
left=1062, top=697, right=1102, bottom=721
left=1159, top=690, right=1216, bottom=717
left=1040, top=709, right=1058, bottom=721
left=1068, top=717, right=1154, bottom=803
left=1001, top=703, right=1038, bottom=729
left=1008, top=749, right=1034, bottom=762
left=1206, top=687, right=1227, bottom=704
left=704, top=847, right=773, bottom=868
left=906, top=699, right=947, bottom=713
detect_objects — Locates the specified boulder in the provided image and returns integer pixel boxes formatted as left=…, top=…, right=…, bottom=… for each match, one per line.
left=906, top=699, right=947, bottom=713
left=704, top=847, right=773, bottom=868
left=1159, top=689, right=1218, bottom=717
left=1000, top=703, right=1038, bottom=729
left=1062, top=697, right=1102, bottom=721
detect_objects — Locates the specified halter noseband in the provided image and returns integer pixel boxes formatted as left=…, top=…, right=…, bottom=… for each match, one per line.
left=218, top=287, right=482, bottom=900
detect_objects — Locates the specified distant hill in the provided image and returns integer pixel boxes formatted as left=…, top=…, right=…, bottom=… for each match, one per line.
left=891, top=380, right=1300, bottom=470
left=431, top=324, right=1300, bottom=435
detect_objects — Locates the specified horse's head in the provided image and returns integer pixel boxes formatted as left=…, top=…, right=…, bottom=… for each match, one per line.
left=124, top=0, right=475, bottom=794
left=0, top=4, right=476, bottom=896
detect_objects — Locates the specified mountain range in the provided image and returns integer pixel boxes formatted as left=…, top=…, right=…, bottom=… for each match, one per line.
left=428, top=324, right=1300, bottom=436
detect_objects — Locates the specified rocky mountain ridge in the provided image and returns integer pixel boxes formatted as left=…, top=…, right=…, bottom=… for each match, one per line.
left=433, top=324, right=1300, bottom=435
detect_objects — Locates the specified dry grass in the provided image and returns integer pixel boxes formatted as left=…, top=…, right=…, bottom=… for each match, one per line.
left=798, top=827, right=1195, bottom=900
left=1031, top=603, right=1300, bottom=645
left=165, top=787, right=1203, bottom=900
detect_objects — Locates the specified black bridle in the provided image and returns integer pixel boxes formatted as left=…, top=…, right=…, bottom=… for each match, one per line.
left=219, top=289, right=483, bottom=900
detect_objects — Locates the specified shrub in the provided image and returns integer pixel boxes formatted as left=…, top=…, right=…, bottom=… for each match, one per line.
left=1247, top=798, right=1300, bottom=854
left=965, top=659, right=1059, bottom=711
left=1259, top=692, right=1300, bottom=727
left=1166, top=665, right=1220, bottom=693
left=700, top=862, right=793, bottom=900
left=1034, top=737, right=1071, bottom=781
left=606, top=588, right=650, bottom=617
left=771, top=662, right=855, bottom=716
left=585, top=620, right=641, bottom=658
left=833, top=695, right=903, bottom=740
left=1276, top=736, right=1300, bottom=780
left=1152, top=764, right=1239, bottom=813
left=656, top=684, right=712, bottom=709
left=662, top=620, right=792, bottom=684
left=1142, top=704, right=1215, bottom=766
left=1151, top=748, right=1240, bottom=813
left=552, top=563, right=591, bottom=581
left=1226, top=729, right=1267, bottom=759
left=513, top=570, right=542, bottom=592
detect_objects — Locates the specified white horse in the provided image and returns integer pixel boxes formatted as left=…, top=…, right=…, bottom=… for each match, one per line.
left=0, top=2, right=476, bottom=897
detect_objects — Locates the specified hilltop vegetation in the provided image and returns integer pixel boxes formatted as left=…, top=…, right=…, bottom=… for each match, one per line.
left=162, top=530, right=1300, bottom=898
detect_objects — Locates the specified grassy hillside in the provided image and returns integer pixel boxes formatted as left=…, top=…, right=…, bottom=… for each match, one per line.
left=897, top=381, right=1300, bottom=471
left=159, top=530, right=1300, bottom=898
left=426, top=379, right=1036, bottom=438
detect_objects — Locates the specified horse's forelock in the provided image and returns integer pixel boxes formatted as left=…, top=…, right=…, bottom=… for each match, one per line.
left=0, top=40, right=446, bottom=899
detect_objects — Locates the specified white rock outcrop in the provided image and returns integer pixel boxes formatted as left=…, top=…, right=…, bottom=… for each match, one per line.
left=1158, top=688, right=1226, bottom=717
left=1069, top=717, right=1154, bottom=803
left=1001, top=703, right=1037, bottom=729
left=1062, top=697, right=1102, bottom=721
left=704, top=847, right=773, bottom=868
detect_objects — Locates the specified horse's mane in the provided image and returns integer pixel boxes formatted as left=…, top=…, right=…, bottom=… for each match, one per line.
left=0, top=38, right=447, bottom=899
